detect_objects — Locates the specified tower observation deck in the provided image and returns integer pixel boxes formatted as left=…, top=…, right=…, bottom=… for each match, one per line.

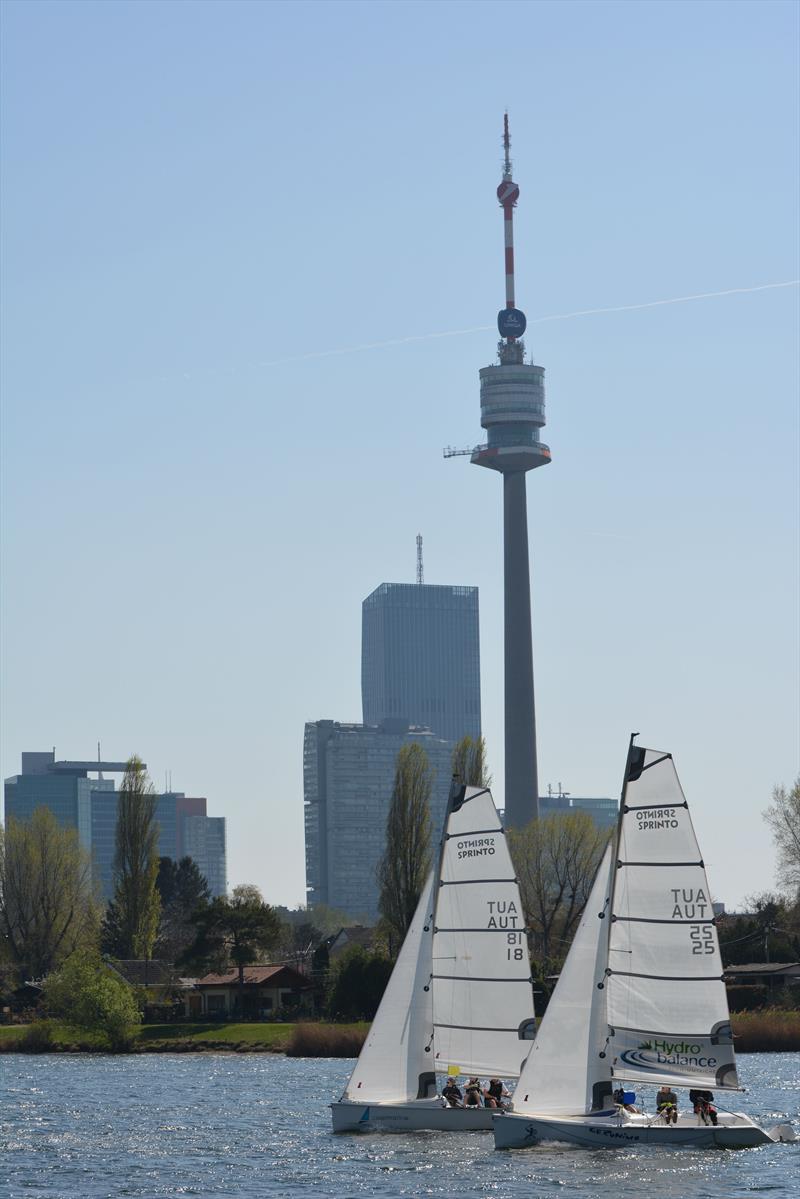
left=473, top=114, right=550, bottom=829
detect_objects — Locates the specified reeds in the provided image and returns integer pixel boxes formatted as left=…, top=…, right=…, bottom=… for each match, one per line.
left=731, top=1008, right=800, bottom=1052
left=285, top=1022, right=366, bottom=1057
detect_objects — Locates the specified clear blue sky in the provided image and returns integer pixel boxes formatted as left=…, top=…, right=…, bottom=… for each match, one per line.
left=2, top=0, right=798, bottom=912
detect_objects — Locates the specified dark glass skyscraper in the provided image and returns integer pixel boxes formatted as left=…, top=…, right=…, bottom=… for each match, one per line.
left=361, top=582, right=481, bottom=745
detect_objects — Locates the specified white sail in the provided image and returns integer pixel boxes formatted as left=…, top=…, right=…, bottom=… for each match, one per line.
left=431, top=786, right=536, bottom=1079
left=341, top=872, right=436, bottom=1103
left=512, top=843, right=615, bottom=1116
left=606, top=747, right=739, bottom=1091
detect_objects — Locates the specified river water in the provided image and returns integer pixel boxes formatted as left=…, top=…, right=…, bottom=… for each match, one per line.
left=1, top=1053, right=798, bottom=1199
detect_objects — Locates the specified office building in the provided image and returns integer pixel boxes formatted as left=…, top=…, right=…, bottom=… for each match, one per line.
left=4, top=751, right=227, bottom=899
left=304, top=719, right=454, bottom=921
left=538, top=793, right=619, bottom=832
left=361, top=581, right=481, bottom=745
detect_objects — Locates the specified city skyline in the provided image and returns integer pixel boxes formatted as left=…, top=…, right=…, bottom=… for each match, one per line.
left=1, top=1, right=797, bottom=913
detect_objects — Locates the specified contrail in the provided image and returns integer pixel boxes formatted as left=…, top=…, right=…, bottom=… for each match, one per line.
left=255, top=280, right=798, bottom=369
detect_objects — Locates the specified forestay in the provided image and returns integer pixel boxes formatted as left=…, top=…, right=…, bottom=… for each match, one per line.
left=341, top=873, right=435, bottom=1103
left=431, top=786, right=536, bottom=1079
left=606, top=747, right=739, bottom=1091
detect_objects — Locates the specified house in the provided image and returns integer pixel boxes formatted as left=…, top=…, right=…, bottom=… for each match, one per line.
left=195, top=965, right=313, bottom=1018
left=723, top=962, right=800, bottom=988
left=325, top=925, right=377, bottom=959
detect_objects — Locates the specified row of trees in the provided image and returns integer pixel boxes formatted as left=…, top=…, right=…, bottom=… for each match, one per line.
left=375, top=734, right=609, bottom=976
left=376, top=746, right=800, bottom=989
left=3, top=744, right=797, bottom=1025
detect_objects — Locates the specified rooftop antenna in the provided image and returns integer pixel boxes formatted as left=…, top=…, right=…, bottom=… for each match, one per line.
left=97, top=741, right=103, bottom=781
left=416, top=534, right=424, bottom=584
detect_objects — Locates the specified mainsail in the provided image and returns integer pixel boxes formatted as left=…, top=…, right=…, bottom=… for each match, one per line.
left=605, top=746, right=739, bottom=1091
left=341, top=873, right=436, bottom=1103
left=431, top=785, right=536, bottom=1079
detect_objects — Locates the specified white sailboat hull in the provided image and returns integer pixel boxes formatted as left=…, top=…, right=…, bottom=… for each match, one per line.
left=492, top=1110, right=795, bottom=1150
left=331, top=1099, right=504, bottom=1133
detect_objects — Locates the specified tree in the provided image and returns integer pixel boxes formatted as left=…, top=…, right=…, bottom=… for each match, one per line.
left=181, top=884, right=282, bottom=1016
left=0, top=808, right=97, bottom=979
left=451, top=735, right=491, bottom=788
left=717, top=891, right=800, bottom=967
left=377, top=743, right=433, bottom=951
left=325, top=944, right=393, bottom=1021
left=44, top=948, right=140, bottom=1050
left=103, top=756, right=161, bottom=960
left=154, top=856, right=211, bottom=962
left=508, top=811, right=610, bottom=964
left=764, top=777, right=800, bottom=899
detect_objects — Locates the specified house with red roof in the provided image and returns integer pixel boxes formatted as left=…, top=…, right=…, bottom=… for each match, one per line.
left=195, top=965, right=313, bottom=1019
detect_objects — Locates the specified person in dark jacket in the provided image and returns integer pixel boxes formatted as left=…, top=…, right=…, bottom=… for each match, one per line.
left=442, top=1078, right=463, bottom=1108
left=689, top=1089, right=718, bottom=1125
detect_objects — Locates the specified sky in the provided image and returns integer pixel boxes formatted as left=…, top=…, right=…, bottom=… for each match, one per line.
left=1, top=0, right=798, bottom=913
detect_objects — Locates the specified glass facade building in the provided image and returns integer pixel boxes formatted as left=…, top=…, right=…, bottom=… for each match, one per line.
left=4, top=752, right=227, bottom=900
left=304, top=720, right=455, bottom=922
left=537, top=794, right=619, bottom=832
left=361, top=583, right=481, bottom=746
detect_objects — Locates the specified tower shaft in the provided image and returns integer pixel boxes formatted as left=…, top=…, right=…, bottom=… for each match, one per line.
left=503, top=472, right=538, bottom=825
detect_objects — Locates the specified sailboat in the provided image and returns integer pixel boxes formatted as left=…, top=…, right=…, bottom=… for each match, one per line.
left=331, top=782, right=537, bottom=1132
left=493, top=739, right=796, bottom=1150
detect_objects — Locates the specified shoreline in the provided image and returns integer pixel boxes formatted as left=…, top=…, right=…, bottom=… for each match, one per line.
left=1, top=1011, right=798, bottom=1055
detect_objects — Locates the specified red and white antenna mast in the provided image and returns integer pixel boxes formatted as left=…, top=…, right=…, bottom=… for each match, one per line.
left=499, top=113, right=518, bottom=319
left=496, top=113, right=526, bottom=355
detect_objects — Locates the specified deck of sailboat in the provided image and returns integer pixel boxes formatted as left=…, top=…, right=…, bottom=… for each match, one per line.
left=492, top=1108, right=790, bottom=1149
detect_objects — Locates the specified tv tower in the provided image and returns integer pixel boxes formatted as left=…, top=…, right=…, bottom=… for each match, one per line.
left=445, top=114, right=550, bottom=828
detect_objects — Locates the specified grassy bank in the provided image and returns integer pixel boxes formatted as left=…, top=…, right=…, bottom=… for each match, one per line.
left=0, top=1020, right=369, bottom=1055
left=2, top=1010, right=796, bottom=1055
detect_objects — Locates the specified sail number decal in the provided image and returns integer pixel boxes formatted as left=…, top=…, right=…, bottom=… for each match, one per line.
left=668, top=887, right=714, bottom=953
left=505, top=930, right=525, bottom=960
left=486, top=899, right=521, bottom=929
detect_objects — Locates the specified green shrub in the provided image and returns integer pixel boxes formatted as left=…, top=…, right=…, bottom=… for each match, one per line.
left=18, top=1020, right=54, bottom=1053
left=44, top=949, right=140, bottom=1051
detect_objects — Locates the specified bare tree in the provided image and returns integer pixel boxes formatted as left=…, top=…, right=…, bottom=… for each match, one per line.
left=764, top=777, right=800, bottom=899
left=377, top=743, right=433, bottom=950
left=451, top=735, right=492, bottom=789
left=104, top=756, right=161, bottom=961
left=0, top=808, right=97, bottom=979
left=508, top=810, right=610, bottom=962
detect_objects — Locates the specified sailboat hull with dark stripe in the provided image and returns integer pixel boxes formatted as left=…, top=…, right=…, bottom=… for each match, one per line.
left=492, top=1110, right=793, bottom=1149
left=331, top=1099, right=501, bottom=1133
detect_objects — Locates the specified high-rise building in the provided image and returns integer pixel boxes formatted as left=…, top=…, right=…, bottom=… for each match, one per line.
left=538, top=794, right=619, bottom=832
left=361, top=581, right=481, bottom=745
left=445, top=114, right=549, bottom=829
left=304, top=719, right=454, bottom=921
left=4, top=751, right=227, bottom=899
